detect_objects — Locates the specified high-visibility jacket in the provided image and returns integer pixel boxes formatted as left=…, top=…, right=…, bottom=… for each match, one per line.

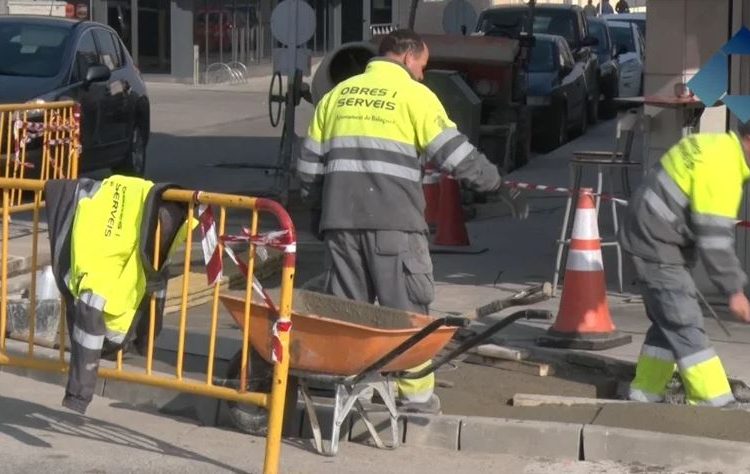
left=45, top=176, right=192, bottom=413
left=297, top=58, right=501, bottom=232
left=620, top=132, right=750, bottom=295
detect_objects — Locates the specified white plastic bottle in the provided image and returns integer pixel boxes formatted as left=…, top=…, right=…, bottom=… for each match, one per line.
left=35, top=265, right=60, bottom=301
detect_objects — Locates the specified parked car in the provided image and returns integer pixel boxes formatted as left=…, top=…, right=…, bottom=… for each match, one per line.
left=605, top=19, right=645, bottom=97
left=586, top=17, right=619, bottom=118
left=476, top=4, right=601, bottom=124
left=0, top=16, right=149, bottom=175
left=602, top=12, right=646, bottom=39
left=526, top=34, right=589, bottom=151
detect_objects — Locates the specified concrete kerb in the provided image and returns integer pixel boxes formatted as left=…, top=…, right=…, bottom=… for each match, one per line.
left=583, top=424, right=750, bottom=470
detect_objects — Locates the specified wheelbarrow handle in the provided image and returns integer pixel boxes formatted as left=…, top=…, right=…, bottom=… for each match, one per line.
left=351, top=316, right=468, bottom=385
left=397, top=309, right=553, bottom=380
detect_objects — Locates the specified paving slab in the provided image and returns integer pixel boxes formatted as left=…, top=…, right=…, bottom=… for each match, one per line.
left=459, top=416, right=582, bottom=460
left=583, top=424, right=750, bottom=471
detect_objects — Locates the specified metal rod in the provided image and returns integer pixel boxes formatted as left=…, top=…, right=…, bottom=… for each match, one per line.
left=176, top=201, right=195, bottom=379
left=206, top=206, right=226, bottom=385
left=696, top=288, right=732, bottom=338
left=146, top=220, right=162, bottom=375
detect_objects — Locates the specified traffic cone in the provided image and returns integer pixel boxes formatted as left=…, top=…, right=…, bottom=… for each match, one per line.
left=423, top=166, right=441, bottom=230
left=430, top=175, right=487, bottom=254
left=537, top=190, right=631, bottom=350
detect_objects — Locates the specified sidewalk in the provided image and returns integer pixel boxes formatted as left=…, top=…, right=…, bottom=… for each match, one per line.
left=0, top=370, right=643, bottom=474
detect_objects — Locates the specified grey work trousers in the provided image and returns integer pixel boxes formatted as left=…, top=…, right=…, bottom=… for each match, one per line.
left=629, top=255, right=734, bottom=405
left=323, top=230, right=436, bottom=403
left=323, top=230, right=435, bottom=314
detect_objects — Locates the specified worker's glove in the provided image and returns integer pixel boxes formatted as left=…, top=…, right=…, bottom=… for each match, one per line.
left=310, top=208, right=324, bottom=241
left=496, top=185, right=530, bottom=220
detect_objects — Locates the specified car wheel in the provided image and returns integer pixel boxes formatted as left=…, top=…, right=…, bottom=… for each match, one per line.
left=573, top=102, right=588, bottom=137
left=538, top=106, right=567, bottom=152
left=114, top=125, right=147, bottom=176
left=224, top=348, right=299, bottom=436
left=587, top=96, right=599, bottom=125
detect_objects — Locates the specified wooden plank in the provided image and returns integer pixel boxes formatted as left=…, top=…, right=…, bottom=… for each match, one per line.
left=512, top=393, right=633, bottom=407
left=469, top=344, right=529, bottom=361
left=464, top=354, right=553, bottom=377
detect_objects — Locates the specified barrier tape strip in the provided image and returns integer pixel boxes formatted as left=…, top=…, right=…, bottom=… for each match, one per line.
left=502, top=180, right=750, bottom=229
left=197, top=204, right=281, bottom=313
left=503, top=180, right=630, bottom=206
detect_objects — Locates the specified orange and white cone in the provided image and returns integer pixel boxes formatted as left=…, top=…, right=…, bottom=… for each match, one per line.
left=538, top=190, right=631, bottom=350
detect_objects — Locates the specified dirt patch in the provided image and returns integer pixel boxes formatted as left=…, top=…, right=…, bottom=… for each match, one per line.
left=593, top=404, right=750, bottom=443
left=434, top=360, right=616, bottom=420
left=293, top=290, right=416, bottom=330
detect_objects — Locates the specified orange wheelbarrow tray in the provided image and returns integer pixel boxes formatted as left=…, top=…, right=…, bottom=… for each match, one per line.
left=219, top=290, right=552, bottom=380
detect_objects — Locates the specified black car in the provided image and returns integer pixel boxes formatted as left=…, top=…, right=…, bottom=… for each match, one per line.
left=0, top=16, right=149, bottom=175
left=526, top=34, right=588, bottom=151
left=476, top=4, right=600, bottom=125
left=587, top=17, right=619, bottom=118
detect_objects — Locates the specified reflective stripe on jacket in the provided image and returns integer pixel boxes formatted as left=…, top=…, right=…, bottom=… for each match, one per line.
left=297, top=58, right=501, bottom=232
left=620, top=132, right=750, bottom=294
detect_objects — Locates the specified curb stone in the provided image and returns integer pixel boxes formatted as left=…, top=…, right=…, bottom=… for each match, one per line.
left=583, top=424, right=750, bottom=470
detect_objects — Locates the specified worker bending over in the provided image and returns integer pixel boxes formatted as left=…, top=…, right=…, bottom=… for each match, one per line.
left=620, top=123, right=750, bottom=407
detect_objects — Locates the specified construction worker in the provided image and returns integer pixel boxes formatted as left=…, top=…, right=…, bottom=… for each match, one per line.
left=297, top=29, right=526, bottom=413
left=620, top=124, right=750, bottom=407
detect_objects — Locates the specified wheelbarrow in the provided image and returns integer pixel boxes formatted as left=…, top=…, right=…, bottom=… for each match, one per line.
left=219, top=286, right=552, bottom=456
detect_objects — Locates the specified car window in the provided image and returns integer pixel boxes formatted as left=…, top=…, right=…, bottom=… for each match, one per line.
left=478, top=10, right=576, bottom=44
left=72, top=30, right=99, bottom=83
left=93, top=29, right=122, bottom=70
left=587, top=21, right=609, bottom=54
left=529, top=40, right=556, bottom=73
left=0, top=23, right=70, bottom=78
left=609, top=25, right=635, bottom=53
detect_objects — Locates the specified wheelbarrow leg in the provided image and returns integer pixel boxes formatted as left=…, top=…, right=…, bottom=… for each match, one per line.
left=299, top=381, right=325, bottom=455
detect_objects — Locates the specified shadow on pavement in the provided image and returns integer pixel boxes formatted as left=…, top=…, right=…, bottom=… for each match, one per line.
left=0, top=394, right=245, bottom=473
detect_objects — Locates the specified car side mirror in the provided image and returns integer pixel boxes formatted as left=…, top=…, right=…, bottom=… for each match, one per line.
left=85, top=64, right=111, bottom=86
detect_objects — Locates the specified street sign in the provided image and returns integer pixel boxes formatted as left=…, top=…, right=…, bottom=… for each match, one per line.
left=442, top=0, right=477, bottom=36
left=270, top=0, right=316, bottom=47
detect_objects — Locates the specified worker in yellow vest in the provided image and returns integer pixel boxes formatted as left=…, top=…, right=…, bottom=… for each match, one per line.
left=297, top=29, right=527, bottom=413
left=620, top=124, right=750, bottom=407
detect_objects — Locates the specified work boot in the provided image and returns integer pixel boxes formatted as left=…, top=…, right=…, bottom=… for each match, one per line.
left=397, top=394, right=442, bottom=415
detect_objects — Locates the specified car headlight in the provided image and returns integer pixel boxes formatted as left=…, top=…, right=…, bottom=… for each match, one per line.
left=527, top=96, right=551, bottom=106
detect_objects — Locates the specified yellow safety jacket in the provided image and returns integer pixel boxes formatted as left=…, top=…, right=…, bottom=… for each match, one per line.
left=68, top=176, right=191, bottom=342
left=297, top=58, right=500, bottom=232
left=620, top=132, right=750, bottom=294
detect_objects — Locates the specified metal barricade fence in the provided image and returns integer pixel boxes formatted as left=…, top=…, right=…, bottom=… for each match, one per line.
left=0, top=178, right=295, bottom=474
left=0, top=102, right=80, bottom=212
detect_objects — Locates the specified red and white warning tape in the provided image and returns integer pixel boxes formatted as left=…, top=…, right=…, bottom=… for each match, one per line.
left=503, top=180, right=630, bottom=206
left=198, top=204, right=281, bottom=313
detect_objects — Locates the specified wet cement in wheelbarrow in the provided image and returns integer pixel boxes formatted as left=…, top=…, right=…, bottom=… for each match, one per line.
left=293, top=290, right=416, bottom=330
left=435, top=361, right=750, bottom=443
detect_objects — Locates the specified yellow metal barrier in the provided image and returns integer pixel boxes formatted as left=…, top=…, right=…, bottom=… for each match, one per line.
left=0, top=178, right=295, bottom=474
left=0, top=102, right=80, bottom=212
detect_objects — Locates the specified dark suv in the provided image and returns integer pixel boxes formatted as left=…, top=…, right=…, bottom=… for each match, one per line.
left=476, top=4, right=601, bottom=125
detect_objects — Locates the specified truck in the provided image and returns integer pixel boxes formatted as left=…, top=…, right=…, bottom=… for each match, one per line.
left=309, top=32, right=533, bottom=175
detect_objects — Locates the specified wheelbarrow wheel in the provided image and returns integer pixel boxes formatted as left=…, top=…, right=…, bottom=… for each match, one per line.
left=225, top=348, right=298, bottom=437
